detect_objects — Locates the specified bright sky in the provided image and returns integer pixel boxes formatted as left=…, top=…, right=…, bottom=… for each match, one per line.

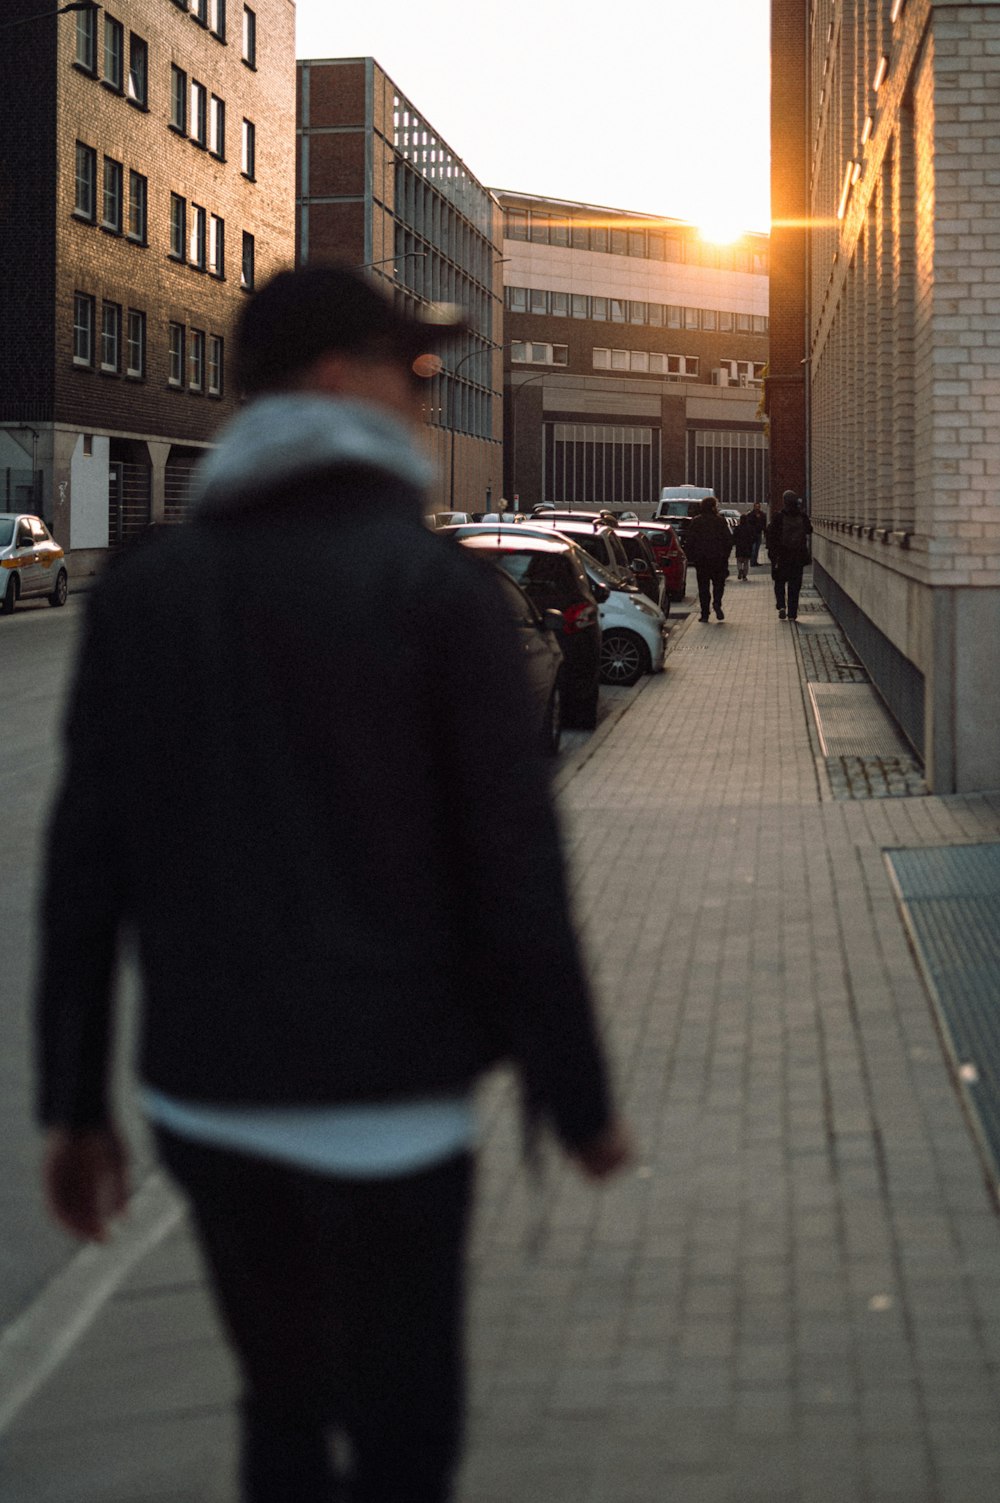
left=294, top=0, right=772, bottom=238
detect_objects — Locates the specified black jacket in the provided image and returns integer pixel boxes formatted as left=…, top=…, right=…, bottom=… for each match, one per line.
left=36, top=395, right=612, bottom=1151
left=732, top=516, right=755, bottom=556
left=683, top=510, right=734, bottom=570
left=766, top=502, right=813, bottom=566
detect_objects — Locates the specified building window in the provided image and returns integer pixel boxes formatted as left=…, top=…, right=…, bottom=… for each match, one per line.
left=189, top=329, right=205, bottom=391
left=753, top=314, right=768, bottom=333
left=702, top=308, right=717, bottom=330
left=571, top=294, right=588, bottom=319
left=101, top=301, right=121, bottom=372
left=630, top=301, right=647, bottom=324
left=190, top=81, right=207, bottom=146
left=170, top=65, right=187, bottom=132
left=208, top=0, right=225, bottom=38
left=128, top=35, right=148, bottom=106
left=209, top=214, right=224, bottom=276
left=241, top=119, right=255, bottom=178
left=208, top=334, right=223, bottom=395
left=75, top=7, right=97, bottom=71
left=649, top=353, right=667, bottom=375
left=609, top=298, right=626, bottom=323
left=591, top=296, right=607, bottom=321
left=591, top=226, right=608, bottom=253
left=126, top=309, right=145, bottom=377
left=685, top=307, right=700, bottom=330
left=189, top=204, right=207, bottom=269
left=648, top=303, right=664, bottom=327
left=169, top=193, right=186, bottom=259
left=74, top=142, right=96, bottom=221
left=191, top=0, right=208, bottom=22
left=73, top=294, right=95, bottom=365
left=505, top=209, right=527, bottom=240
left=103, top=15, right=123, bottom=91
left=127, top=170, right=147, bottom=242
left=592, top=348, right=611, bottom=370
left=630, top=351, right=649, bottom=373
left=610, top=229, right=628, bottom=256
left=719, top=310, right=734, bottom=332
left=550, top=292, right=569, bottom=317
left=241, top=230, right=255, bottom=290
left=102, top=157, right=123, bottom=233
left=737, top=312, right=752, bottom=332
left=168, top=323, right=185, bottom=386
left=529, top=288, right=547, bottom=315
left=506, top=286, right=527, bottom=313
left=512, top=342, right=567, bottom=367
left=242, top=5, right=256, bottom=64
left=667, top=305, right=682, bottom=328
left=209, top=95, right=225, bottom=157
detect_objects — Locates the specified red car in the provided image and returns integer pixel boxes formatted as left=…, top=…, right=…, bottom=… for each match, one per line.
left=620, top=522, right=688, bottom=603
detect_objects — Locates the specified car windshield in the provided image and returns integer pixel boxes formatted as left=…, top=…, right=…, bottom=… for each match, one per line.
left=0, top=520, right=14, bottom=547
left=585, top=555, right=630, bottom=592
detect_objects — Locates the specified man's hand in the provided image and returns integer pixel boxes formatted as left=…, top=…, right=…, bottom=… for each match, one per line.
left=42, top=1126, right=130, bottom=1243
left=571, top=1118, right=633, bottom=1180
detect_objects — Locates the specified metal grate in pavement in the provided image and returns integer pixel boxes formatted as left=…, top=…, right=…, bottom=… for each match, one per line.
left=886, top=844, right=1000, bottom=1189
left=808, top=682, right=913, bottom=758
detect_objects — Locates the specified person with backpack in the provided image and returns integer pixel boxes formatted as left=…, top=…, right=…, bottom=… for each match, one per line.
left=767, top=490, right=813, bottom=620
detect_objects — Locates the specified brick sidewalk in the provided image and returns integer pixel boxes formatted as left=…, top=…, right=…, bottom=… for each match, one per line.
left=4, top=567, right=1000, bottom=1502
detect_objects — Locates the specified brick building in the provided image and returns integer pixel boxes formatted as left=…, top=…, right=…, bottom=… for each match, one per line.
left=495, top=191, right=770, bottom=513
left=296, top=58, right=504, bottom=513
left=0, top=0, right=295, bottom=572
left=771, top=0, right=1000, bottom=792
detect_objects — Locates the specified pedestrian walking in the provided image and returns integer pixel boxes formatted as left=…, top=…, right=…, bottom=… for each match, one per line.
left=35, top=264, right=630, bottom=1503
left=748, top=499, right=767, bottom=566
left=732, top=512, right=755, bottom=581
left=683, top=493, right=734, bottom=621
left=767, top=489, right=813, bottom=620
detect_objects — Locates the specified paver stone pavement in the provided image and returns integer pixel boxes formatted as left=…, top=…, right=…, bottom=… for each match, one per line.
left=3, top=566, right=1000, bottom=1502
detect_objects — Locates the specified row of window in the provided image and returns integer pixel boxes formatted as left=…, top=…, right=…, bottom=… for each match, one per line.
left=77, top=3, right=256, bottom=73
left=75, top=9, right=258, bottom=156
left=504, top=209, right=769, bottom=275
left=72, top=293, right=224, bottom=396
left=505, top=286, right=769, bottom=335
left=511, top=343, right=766, bottom=384
left=74, top=143, right=256, bottom=289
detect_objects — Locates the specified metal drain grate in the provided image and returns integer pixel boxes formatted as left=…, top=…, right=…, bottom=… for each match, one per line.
left=808, top=683, right=913, bottom=758
left=886, top=844, right=1000, bottom=1188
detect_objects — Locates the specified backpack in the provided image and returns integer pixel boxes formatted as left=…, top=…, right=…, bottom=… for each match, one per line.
left=781, top=512, right=807, bottom=558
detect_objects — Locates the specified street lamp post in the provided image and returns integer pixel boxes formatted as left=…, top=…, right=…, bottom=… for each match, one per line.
left=1, top=1, right=99, bottom=29
left=448, top=343, right=501, bottom=511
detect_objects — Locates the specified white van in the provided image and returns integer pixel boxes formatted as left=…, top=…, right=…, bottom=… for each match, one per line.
left=653, top=485, right=716, bottom=522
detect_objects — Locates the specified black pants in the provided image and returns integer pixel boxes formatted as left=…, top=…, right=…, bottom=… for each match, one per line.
left=695, top=564, right=728, bottom=618
left=157, top=1129, right=474, bottom=1503
left=773, top=561, right=805, bottom=617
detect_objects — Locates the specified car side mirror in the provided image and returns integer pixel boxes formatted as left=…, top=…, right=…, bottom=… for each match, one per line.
left=542, top=608, right=564, bottom=633
left=590, top=581, right=610, bottom=603
left=631, top=559, right=650, bottom=575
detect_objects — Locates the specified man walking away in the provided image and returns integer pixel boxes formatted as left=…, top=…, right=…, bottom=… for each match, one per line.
left=36, top=263, right=630, bottom=1503
left=684, top=494, right=734, bottom=621
left=767, top=489, right=813, bottom=620
left=732, top=512, right=755, bottom=581
left=748, top=499, right=767, bottom=566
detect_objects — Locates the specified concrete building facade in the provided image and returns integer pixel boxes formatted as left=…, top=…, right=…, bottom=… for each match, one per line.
left=771, top=0, right=1000, bottom=792
left=0, top=0, right=296, bottom=574
left=296, top=58, right=504, bottom=513
left=495, top=191, right=770, bottom=513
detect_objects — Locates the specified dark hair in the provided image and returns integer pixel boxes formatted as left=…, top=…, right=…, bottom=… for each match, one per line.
left=699, top=495, right=718, bottom=513
left=235, top=262, right=463, bottom=396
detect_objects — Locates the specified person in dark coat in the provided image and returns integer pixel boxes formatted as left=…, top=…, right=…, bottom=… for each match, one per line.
left=747, top=499, right=767, bottom=565
left=683, top=494, right=734, bottom=621
left=767, top=489, right=814, bottom=620
left=35, top=264, right=630, bottom=1503
left=732, top=512, right=755, bottom=580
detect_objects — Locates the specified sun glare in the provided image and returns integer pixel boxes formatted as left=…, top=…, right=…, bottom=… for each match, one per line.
left=699, top=220, right=748, bottom=246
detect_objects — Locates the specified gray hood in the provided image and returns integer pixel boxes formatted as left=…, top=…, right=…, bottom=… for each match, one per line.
left=194, top=395, right=436, bottom=515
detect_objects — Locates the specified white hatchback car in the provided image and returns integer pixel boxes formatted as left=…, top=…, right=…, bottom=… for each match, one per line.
left=0, top=513, right=69, bottom=614
left=581, top=554, right=667, bottom=686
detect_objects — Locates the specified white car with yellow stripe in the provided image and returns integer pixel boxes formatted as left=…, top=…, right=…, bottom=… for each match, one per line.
left=1, top=513, right=69, bottom=615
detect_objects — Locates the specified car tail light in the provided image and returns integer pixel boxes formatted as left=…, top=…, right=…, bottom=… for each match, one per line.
left=562, top=600, right=597, bottom=634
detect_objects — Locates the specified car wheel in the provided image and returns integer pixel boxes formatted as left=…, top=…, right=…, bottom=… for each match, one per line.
left=542, top=679, right=562, bottom=757
left=48, top=570, right=68, bottom=607
left=600, top=629, right=648, bottom=687
left=1, top=576, right=16, bottom=616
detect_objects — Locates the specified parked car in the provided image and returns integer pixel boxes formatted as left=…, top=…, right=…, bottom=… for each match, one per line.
left=488, top=564, right=565, bottom=756
left=622, top=521, right=688, bottom=603
left=582, top=554, right=668, bottom=687
left=0, top=513, right=69, bottom=614
left=653, top=485, right=716, bottom=520
left=447, top=527, right=602, bottom=729
left=528, top=517, right=634, bottom=587
left=719, top=508, right=742, bottom=533
left=612, top=529, right=668, bottom=613
left=429, top=511, right=470, bottom=529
